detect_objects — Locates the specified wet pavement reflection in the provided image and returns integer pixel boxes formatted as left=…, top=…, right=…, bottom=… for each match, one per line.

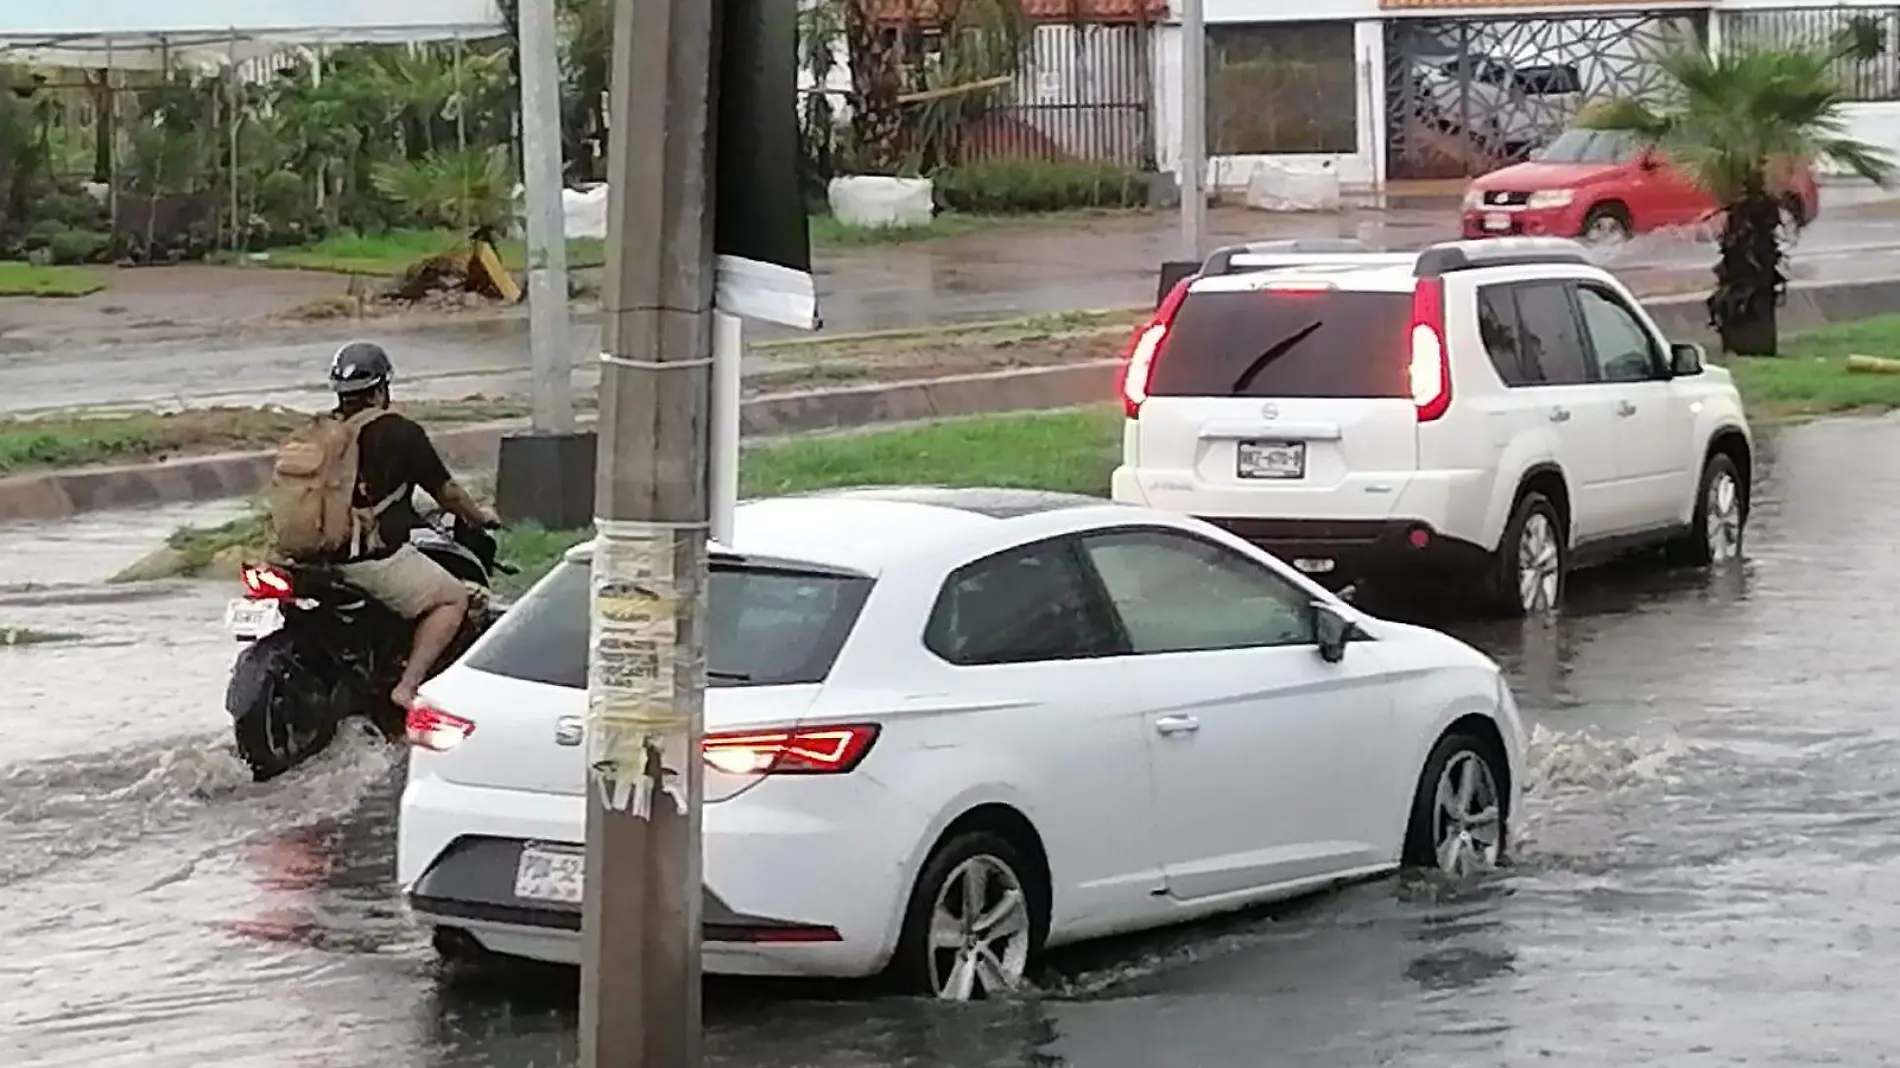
left=8, top=416, right=1900, bottom=1064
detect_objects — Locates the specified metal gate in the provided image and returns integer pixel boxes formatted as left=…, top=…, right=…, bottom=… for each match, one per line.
left=960, top=23, right=1154, bottom=167
left=1384, top=13, right=1705, bottom=179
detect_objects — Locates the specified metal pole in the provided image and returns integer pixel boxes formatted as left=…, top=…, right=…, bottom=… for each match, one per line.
left=709, top=311, right=743, bottom=547
left=518, top=0, right=575, bottom=433
left=1178, top=0, right=1207, bottom=261
left=581, top=0, right=712, bottom=1062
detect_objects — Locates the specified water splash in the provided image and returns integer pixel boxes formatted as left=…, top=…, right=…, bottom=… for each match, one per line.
left=1522, top=723, right=1690, bottom=795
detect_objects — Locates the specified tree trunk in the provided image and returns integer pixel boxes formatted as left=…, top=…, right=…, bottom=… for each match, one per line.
left=1708, top=190, right=1784, bottom=356
left=841, top=0, right=908, bottom=174
left=91, top=71, right=113, bottom=184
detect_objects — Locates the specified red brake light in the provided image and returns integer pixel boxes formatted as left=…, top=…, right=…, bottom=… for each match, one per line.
left=406, top=699, right=476, bottom=752
left=1409, top=278, right=1451, bottom=422
left=702, top=724, right=879, bottom=776
left=240, top=563, right=294, bottom=600
left=1117, top=276, right=1194, bottom=419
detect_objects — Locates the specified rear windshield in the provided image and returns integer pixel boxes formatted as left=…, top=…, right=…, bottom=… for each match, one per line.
left=463, top=558, right=874, bottom=690
left=1149, top=288, right=1412, bottom=400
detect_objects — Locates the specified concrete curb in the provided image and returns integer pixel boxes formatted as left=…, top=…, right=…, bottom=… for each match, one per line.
left=5, top=275, right=1900, bottom=524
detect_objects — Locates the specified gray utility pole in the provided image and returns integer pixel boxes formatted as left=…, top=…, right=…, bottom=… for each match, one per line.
left=517, top=0, right=575, bottom=432
left=579, top=0, right=712, bottom=1063
left=1178, top=0, right=1208, bottom=262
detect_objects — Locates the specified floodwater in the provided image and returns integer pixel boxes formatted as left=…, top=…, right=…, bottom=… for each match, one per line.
left=11, top=195, right=1900, bottom=418
left=5, top=416, right=1900, bottom=1065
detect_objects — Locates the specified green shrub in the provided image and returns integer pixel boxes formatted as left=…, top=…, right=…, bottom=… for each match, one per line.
left=932, top=160, right=1151, bottom=214
left=38, top=192, right=110, bottom=230
left=47, top=229, right=113, bottom=265
left=22, top=218, right=62, bottom=250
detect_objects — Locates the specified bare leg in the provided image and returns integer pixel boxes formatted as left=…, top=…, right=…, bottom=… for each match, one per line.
left=392, top=592, right=468, bottom=709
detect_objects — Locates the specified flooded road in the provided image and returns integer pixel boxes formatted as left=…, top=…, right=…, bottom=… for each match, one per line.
left=5, top=416, right=1900, bottom=1065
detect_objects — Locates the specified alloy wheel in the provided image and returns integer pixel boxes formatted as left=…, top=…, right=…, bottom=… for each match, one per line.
left=926, top=854, right=1032, bottom=1000
left=1516, top=512, right=1561, bottom=613
left=1705, top=469, right=1743, bottom=563
left=1432, top=751, right=1503, bottom=876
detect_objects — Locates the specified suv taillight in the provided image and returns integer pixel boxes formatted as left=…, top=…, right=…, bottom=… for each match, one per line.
left=1117, top=277, right=1194, bottom=419
left=1408, top=278, right=1451, bottom=422
left=240, top=563, right=294, bottom=600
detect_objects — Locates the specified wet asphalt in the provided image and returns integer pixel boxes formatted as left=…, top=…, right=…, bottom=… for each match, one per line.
left=5, top=413, right=1900, bottom=1065
left=11, top=194, right=1900, bottom=418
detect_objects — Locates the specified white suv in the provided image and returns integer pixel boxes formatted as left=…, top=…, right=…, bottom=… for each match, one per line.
left=1110, top=237, right=1753, bottom=616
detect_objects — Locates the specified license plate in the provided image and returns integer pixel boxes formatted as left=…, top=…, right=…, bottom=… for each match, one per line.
left=1237, top=440, right=1305, bottom=480
left=1483, top=212, right=1511, bottom=231
left=225, top=598, right=283, bottom=640
left=514, top=843, right=585, bottom=904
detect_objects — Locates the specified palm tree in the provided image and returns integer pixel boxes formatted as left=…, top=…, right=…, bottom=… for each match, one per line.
left=1584, top=43, right=1893, bottom=355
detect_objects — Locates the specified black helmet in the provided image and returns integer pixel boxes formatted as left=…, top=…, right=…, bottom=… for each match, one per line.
left=329, top=341, right=393, bottom=394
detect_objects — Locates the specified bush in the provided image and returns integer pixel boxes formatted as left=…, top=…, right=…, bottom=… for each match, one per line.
left=46, top=229, right=112, bottom=265
left=22, top=218, right=62, bottom=250
left=37, top=192, right=109, bottom=231
left=932, top=160, right=1151, bottom=214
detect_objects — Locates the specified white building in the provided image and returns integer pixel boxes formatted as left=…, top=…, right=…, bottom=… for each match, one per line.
left=1146, top=0, right=1900, bottom=192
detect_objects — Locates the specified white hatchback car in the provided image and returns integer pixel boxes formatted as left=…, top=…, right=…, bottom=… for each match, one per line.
left=1113, top=237, right=1753, bottom=616
left=398, top=487, right=1526, bottom=999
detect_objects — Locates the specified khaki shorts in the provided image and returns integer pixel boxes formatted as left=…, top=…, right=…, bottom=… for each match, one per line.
left=336, top=544, right=467, bottom=619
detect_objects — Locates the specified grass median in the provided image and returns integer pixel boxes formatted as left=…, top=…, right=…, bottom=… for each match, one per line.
left=127, top=406, right=1125, bottom=591
left=0, top=262, right=106, bottom=297
left=0, top=399, right=527, bottom=477
left=1731, top=314, right=1900, bottom=420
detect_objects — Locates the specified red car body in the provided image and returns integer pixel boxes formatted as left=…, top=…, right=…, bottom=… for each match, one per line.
left=1460, top=128, right=1821, bottom=240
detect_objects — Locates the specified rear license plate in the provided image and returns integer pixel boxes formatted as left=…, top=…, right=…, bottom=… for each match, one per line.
left=1483, top=212, right=1511, bottom=231
left=1237, top=440, right=1306, bottom=480
left=225, top=599, right=283, bottom=640
left=514, top=843, right=585, bottom=904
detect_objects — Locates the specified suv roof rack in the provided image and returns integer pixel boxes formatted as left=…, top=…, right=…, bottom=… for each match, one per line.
left=1412, top=237, right=1591, bottom=277
left=1201, top=238, right=1379, bottom=276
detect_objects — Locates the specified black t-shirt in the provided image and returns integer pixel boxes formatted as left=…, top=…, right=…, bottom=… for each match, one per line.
left=348, top=409, right=453, bottom=561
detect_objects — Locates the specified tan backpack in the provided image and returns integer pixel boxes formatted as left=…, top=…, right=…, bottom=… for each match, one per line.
left=267, top=408, right=401, bottom=559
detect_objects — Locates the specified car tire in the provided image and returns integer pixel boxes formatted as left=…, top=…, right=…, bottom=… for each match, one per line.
left=1401, top=730, right=1509, bottom=875
left=1486, top=491, right=1565, bottom=618
left=1579, top=203, right=1632, bottom=243
left=1667, top=452, right=1746, bottom=567
left=887, top=829, right=1046, bottom=1000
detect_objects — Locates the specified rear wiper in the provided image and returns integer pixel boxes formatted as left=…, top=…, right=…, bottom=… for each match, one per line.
left=1231, top=320, right=1323, bottom=395
left=707, top=670, right=752, bottom=681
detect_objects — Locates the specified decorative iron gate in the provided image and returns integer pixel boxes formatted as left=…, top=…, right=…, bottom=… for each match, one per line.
left=1384, top=13, right=1705, bottom=180
left=961, top=23, right=1154, bottom=167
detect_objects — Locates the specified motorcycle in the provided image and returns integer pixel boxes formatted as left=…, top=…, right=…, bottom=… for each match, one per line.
left=222, top=513, right=513, bottom=782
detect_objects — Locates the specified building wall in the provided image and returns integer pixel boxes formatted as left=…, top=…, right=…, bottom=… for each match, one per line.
left=1154, top=0, right=1900, bottom=192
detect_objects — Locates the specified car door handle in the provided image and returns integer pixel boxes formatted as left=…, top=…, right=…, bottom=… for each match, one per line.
left=1549, top=406, right=1571, bottom=423
left=1154, top=715, right=1200, bottom=737
left=1617, top=400, right=1638, bottom=417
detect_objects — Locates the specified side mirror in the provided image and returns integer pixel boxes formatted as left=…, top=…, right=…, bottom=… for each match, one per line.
left=1313, top=601, right=1352, bottom=664
left=1669, top=341, right=1705, bottom=376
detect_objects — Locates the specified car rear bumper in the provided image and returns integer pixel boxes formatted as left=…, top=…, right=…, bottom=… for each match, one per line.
left=397, top=773, right=912, bottom=978
left=1197, top=516, right=1494, bottom=586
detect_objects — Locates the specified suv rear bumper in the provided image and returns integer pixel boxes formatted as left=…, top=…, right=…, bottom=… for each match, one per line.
left=1200, top=516, right=1494, bottom=587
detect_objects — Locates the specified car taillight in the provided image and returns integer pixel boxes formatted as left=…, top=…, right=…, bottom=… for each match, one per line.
left=240, top=563, right=294, bottom=600
left=702, top=724, right=879, bottom=776
left=406, top=699, right=476, bottom=752
left=1408, top=278, right=1451, bottom=422
left=1117, top=276, right=1194, bottom=419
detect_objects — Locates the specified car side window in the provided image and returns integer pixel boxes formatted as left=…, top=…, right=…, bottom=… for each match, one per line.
left=1575, top=285, right=1660, bottom=383
left=1077, top=528, right=1316, bottom=654
left=924, top=538, right=1121, bottom=666
left=1509, top=281, right=1595, bottom=386
left=1477, top=285, right=1540, bottom=387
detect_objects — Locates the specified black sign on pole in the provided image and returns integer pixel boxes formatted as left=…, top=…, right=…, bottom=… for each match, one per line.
left=712, top=0, right=819, bottom=330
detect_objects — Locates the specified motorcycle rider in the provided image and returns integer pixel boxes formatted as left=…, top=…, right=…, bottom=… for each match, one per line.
left=324, top=342, right=498, bottom=710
